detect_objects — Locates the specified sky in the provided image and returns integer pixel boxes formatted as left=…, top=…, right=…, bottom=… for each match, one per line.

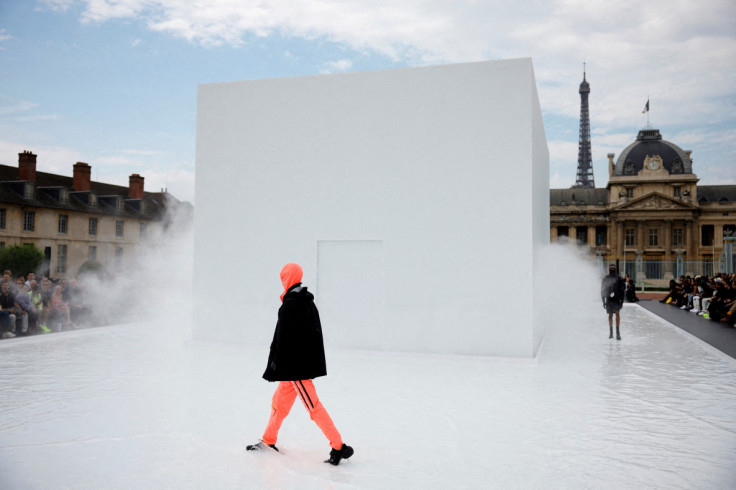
left=0, top=0, right=734, bottom=204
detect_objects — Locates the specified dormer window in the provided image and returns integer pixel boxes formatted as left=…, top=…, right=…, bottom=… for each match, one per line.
left=23, top=181, right=35, bottom=200
left=117, top=196, right=124, bottom=211
left=89, top=192, right=97, bottom=207
left=60, top=188, right=69, bottom=205
left=671, top=157, right=683, bottom=174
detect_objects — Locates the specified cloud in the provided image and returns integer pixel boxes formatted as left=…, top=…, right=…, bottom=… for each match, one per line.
left=40, top=0, right=735, bottom=190
left=0, top=28, right=13, bottom=48
left=319, top=59, right=353, bottom=74
left=51, top=1, right=734, bottom=118
left=0, top=139, right=85, bottom=175
left=0, top=100, right=38, bottom=116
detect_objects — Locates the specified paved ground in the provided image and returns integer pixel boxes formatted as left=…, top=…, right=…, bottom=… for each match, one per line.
left=639, top=299, right=736, bottom=359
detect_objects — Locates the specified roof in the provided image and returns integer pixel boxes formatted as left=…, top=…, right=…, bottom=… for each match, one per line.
left=697, top=185, right=736, bottom=203
left=550, top=188, right=609, bottom=206
left=0, top=164, right=174, bottom=220
left=614, top=129, right=692, bottom=176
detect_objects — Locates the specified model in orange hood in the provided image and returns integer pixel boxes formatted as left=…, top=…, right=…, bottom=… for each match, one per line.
left=280, top=263, right=303, bottom=302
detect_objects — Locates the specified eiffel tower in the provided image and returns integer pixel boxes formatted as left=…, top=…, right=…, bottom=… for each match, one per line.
left=572, top=66, right=595, bottom=188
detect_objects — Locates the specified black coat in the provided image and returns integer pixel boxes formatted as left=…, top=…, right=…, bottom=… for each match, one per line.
left=262, top=284, right=327, bottom=382
left=601, top=273, right=625, bottom=307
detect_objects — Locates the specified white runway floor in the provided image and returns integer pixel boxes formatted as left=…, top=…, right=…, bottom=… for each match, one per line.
left=1, top=304, right=735, bottom=489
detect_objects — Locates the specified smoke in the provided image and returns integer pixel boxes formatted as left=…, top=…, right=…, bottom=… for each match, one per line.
left=536, top=238, right=606, bottom=327
left=70, top=197, right=194, bottom=334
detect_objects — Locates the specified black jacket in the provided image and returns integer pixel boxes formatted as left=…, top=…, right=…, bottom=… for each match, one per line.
left=262, top=284, right=327, bottom=382
left=601, top=273, right=625, bottom=306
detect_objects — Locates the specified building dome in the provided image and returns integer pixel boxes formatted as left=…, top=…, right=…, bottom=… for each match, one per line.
left=614, top=129, right=692, bottom=176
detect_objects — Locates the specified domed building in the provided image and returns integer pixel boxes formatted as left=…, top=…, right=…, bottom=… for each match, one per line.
left=550, top=127, right=736, bottom=284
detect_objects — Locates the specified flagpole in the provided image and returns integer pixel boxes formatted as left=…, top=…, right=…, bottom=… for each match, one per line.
left=647, top=95, right=650, bottom=128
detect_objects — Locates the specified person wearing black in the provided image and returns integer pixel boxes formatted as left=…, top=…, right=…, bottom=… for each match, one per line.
left=246, top=263, right=354, bottom=466
left=0, top=281, right=21, bottom=338
left=624, top=274, right=639, bottom=303
left=601, top=265, right=626, bottom=340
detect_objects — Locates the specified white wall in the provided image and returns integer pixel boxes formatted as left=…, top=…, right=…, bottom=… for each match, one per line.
left=195, top=58, right=549, bottom=357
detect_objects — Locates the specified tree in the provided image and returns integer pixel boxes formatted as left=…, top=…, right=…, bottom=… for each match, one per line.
left=77, top=260, right=109, bottom=281
left=0, top=244, right=44, bottom=278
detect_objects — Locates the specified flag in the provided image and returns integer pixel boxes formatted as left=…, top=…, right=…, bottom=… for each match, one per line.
left=642, top=99, right=649, bottom=114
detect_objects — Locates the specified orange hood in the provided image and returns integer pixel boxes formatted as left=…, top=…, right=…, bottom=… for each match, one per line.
left=280, top=263, right=303, bottom=302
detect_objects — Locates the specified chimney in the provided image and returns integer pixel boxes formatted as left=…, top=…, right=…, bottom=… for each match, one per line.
left=73, top=162, right=92, bottom=191
left=129, top=174, right=144, bottom=199
left=18, top=151, right=37, bottom=181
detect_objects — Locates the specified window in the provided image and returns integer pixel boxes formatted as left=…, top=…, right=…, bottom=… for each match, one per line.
left=116, top=220, right=124, bottom=238
left=23, top=182, right=35, bottom=200
left=58, top=215, right=68, bottom=234
left=557, top=226, right=569, bottom=239
left=23, top=211, right=35, bottom=232
left=576, top=227, right=587, bottom=245
left=673, top=186, right=681, bottom=198
left=0, top=208, right=5, bottom=229
left=625, top=229, right=635, bottom=246
left=649, top=229, right=659, bottom=247
left=0, top=242, right=4, bottom=249
left=625, top=188, right=634, bottom=199
left=645, top=261, right=663, bottom=279
left=140, top=222, right=147, bottom=240
left=701, top=225, right=714, bottom=247
left=57, top=245, right=67, bottom=274
left=88, top=246, right=97, bottom=261
left=89, top=217, right=98, bottom=236
left=672, top=228, right=683, bottom=247
left=595, top=225, right=607, bottom=246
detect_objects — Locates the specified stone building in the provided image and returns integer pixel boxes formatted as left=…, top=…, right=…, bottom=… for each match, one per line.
left=0, top=151, right=186, bottom=279
left=550, top=129, right=736, bottom=284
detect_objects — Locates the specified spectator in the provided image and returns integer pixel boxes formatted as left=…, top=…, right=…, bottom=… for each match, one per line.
left=692, top=276, right=712, bottom=315
left=706, top=278, right=734, bottom=322
left=25, top=272, right=36, bottom=289
left=660, top=279, right=681, bottom=304
left=29, top=280, right=51, bottom=333
left=0, top=281, right=20, bottom=339
left=49, top=285, right=72, bottom=330
left=14, top=284, right=35, bottom=335
left=39, top=277, right=54, bottom=330
left=625, top=274, right=639, bottom=303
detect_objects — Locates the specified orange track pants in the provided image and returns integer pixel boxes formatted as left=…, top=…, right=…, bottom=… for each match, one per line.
left=262, top=379, right=343, bottom=450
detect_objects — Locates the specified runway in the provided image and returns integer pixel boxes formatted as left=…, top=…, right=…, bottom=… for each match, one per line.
left=1, top=304, right=734, bottom=489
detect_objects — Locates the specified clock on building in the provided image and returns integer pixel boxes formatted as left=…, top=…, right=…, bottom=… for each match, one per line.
left=646, top=158, right=660, bottom=170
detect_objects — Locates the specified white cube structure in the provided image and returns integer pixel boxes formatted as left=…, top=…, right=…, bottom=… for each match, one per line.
left=195, top=58, right=549, bottom=357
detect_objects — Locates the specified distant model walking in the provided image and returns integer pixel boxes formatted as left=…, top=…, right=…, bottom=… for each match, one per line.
left=246, top=263, right=354, bottom=466
left=601, top=265, right=626, bottom=340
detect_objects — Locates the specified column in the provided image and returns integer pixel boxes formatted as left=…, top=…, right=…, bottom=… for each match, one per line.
left=587, top=226, right=596, bottom=247
left=686, top=220, right=696, bottom=258
left=636, top=220, right=644, bottom=253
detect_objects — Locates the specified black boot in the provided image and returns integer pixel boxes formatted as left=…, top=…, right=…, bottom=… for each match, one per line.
left=609, top=328, right=613, bottom=339
left=325, top=443, right=354, bottom=466
left=616, top=328, right=621, bottom=341
left=246, top=440, right=278, bottom=452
